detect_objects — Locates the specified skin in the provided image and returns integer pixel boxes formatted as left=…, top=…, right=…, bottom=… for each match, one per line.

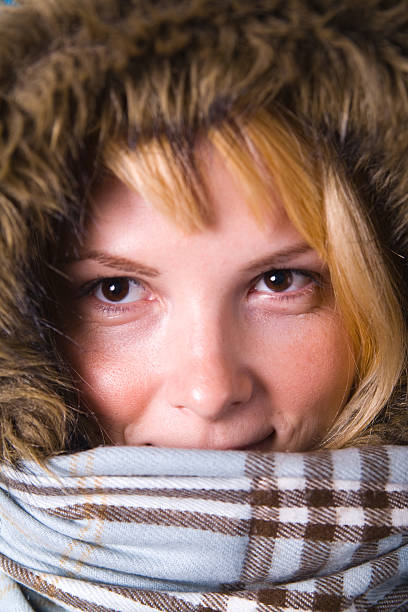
left=60, top=149, right=354, bottom=451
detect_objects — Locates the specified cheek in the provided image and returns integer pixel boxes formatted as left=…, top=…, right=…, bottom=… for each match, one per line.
left=59, top=303, right=354, bottom=450
left=253, top=311, right=353, bottom=432
left=60, top=325, right=159, bottom=435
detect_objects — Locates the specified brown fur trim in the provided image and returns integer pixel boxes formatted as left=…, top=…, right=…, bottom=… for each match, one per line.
left=0, top=0, right=407, bottom=461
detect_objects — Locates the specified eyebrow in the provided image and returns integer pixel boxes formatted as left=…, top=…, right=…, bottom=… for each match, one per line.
left=243, top=243, right=317, bottom=274
left=68, top=250, right=160, bottom=277
left=68, top=243, right=316, bottom=277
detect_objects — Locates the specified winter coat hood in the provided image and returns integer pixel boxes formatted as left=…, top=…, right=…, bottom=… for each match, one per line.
left=0, top=0, right=407, bottom=462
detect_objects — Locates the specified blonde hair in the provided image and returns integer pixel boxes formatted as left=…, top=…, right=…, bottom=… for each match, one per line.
left=104, top=110, right=406, bottom=449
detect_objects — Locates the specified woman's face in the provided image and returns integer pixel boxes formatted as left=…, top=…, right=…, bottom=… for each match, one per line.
left=60, top=150, right=354, bottom=451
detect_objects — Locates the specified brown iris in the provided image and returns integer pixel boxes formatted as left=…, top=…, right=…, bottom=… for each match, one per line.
left=263, top=270, right=293, bottom=292
left=100, top=278, right=130, bottom=302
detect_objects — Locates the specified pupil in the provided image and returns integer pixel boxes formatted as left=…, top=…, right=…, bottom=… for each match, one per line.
left=101, top=278, right=129, bottom=302
left=264, top=270, right=292, bottom=292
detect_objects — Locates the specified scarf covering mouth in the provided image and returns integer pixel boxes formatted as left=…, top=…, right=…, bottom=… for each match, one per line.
left=0, top=446, right=407, bottom=611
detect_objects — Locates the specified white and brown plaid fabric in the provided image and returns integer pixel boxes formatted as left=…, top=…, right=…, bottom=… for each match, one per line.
left=0, top=445, right=407, bottom=611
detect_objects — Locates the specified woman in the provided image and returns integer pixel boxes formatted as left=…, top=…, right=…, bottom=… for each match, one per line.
left=0, top=0, right=407, bottom=610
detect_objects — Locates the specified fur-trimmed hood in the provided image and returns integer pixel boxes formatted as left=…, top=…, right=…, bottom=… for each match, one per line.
left=0, top=0, right=407, bottom=462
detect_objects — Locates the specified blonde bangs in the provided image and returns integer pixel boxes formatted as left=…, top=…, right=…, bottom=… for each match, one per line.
left=104, top=139, right=213, bottom=232
left=209, top=114, right=326, bottom=257
left=104, top=113, right=325, bottom=244
left=103, top=111, right=405, bottom=449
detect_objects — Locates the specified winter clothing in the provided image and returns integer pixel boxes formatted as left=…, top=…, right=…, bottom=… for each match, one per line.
left=0, top=445, right=407, bottom=611
left=0, top=0, right=407, bottom=610
left=0, top=0, right=407, bottom=462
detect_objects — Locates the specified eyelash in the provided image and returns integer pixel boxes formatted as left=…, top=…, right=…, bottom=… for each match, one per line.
left=253, top=268, right=322, bottom=299
left=78, top=277, right=147, bottom=313
left=78, top=268, right=322, bottom=312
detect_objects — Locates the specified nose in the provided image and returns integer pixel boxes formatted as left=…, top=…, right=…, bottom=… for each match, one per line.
left=164, top=309, right=254, bottom=421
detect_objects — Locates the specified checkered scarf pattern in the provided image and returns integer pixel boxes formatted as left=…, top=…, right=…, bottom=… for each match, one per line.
left=0, top=445, right=407, bottom=611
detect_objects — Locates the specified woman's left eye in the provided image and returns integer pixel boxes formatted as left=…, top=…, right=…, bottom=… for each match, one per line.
left=93, top=278, right=146, bottom=303
left=253, top=269, right=315, bottom=294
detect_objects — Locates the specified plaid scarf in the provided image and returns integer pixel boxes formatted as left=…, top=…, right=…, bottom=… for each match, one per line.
left=0, top=445, right=407, bottom=611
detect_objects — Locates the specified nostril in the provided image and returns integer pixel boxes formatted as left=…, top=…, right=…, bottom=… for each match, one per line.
left=166, top=364, right=255, bottom=420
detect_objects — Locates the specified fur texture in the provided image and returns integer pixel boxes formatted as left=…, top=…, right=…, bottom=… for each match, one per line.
left=0, top=0, right=407, bottom=462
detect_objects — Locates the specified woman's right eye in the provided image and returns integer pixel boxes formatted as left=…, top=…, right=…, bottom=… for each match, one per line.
left=93, top=278, right=146, bottom=304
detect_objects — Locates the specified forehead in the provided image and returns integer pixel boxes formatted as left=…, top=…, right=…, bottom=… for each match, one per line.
left=87, top=153, right=299, bottom=254
left=75, top=171, right=319, bottom=298
left=100, top=117, right=326, bottom=261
